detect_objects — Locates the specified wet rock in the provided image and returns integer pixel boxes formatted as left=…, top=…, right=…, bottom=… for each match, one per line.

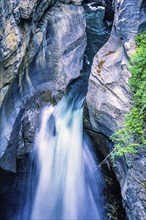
left=14, top=1, right=36, bottom=20
left=86, top=0, right=146, bottom=219
left=114, top=149, right=146, bottom=220
left=0, top=0, right=56, bottom=105
left=139, top=0, right=146, bottom=31
left=83, top=1, right=111, bottom=69
left=0, top=0, right=86, bottom=105
left=86, top=0, right=146, bottom=137
left=87, top=33, right=131, bottom=137
left=0, top=2, right=86, bottom=172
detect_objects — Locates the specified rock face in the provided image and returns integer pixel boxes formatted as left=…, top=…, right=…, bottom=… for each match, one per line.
left=86, top=0, right=146, bottom=219
left=87, top=0, right=146, bottom=137
left=87, top=34, right=131, bottom=137
left=0, top=0, right=146, bottom=219
left=0, top=0, right=86, bottom=172
left=115, top=149, right=146, bottom=220
left=0, top=0, right=85, bottom=104
left=83, top=1, right=112, bottom=77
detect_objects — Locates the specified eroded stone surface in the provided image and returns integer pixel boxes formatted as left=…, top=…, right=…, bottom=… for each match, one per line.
left=87, top=0, right=146, bottom=136
left=87, top=33, right=131, bottom=137
left=86, top=0, right=146, bottom=219
left=0, top=1, right=86, bottom=172
left=0, top=0, right=56, bottom=105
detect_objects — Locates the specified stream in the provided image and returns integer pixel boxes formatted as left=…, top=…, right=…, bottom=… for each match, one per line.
left=0, top=3, right=115, bottom=220
left=17, top=84, right=105, bottom=219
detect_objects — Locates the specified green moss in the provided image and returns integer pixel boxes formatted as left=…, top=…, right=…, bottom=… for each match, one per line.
left=111, top=31, right=146, bottom=157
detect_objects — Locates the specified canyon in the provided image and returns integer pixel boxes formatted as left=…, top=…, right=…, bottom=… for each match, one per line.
left=0, top=0, right=146, bottom=219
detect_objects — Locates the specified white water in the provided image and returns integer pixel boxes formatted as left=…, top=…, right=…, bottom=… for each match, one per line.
left=18, top=95, right=104, bottom=220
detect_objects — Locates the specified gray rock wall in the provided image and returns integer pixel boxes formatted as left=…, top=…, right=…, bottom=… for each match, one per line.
left=0, top=0, right=55, bottom=105
left=0, top=0, right=86, bottom=172
left=0, top=0, right=146, bottom=219
left=115, top=149, right=146, bottom=220
left=87, top=0, right=146, bottom=137
left=86, top=0, right=146, bottom=219
left=0, top=0, right=85, bottom=105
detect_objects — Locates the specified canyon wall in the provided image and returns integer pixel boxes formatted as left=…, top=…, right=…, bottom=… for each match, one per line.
left=0, top=0, right=87, bottom=172
left=0, top=0, right=146, bottom=219
left=86, top=0, right=146, bottom=219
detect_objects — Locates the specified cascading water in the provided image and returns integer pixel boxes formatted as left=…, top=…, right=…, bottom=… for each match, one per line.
left=17, top=88, right=104, bottom=220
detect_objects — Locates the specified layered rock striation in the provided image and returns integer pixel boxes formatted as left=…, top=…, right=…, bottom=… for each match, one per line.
left=86, top=0, right=146, bottom=219
left=0, top=0, right=86, bottom=172
left=0, top=0, right=146, bottom=219
left=87, top=0, right=146, bottom=137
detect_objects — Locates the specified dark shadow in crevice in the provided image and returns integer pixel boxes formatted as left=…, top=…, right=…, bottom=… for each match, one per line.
left=83, top=105, right=126, bottom=220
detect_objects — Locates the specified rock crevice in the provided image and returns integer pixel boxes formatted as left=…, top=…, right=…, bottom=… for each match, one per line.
left=0, top=1, right=86, bottom=172
left=86, top=0, right=146, bottom=219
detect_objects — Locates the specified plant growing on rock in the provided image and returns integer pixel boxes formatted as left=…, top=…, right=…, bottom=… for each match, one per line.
left=111, top=31, right=146, bottom=156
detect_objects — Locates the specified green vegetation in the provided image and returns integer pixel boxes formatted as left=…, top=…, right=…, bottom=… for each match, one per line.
left=111, top=31, right=146, bottom=157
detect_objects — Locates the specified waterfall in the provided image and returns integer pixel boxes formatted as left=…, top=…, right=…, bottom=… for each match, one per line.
left=17, top=93, right=104, bottom=220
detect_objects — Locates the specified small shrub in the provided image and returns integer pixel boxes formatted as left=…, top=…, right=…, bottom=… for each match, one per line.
left=111, top=31, right=146, bottom=157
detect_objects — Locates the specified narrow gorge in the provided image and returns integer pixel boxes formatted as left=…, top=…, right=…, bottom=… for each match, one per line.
left=0, top=0, right=146, bottom=220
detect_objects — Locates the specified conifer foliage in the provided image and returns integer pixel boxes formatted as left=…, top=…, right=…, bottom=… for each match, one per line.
left=112, top=31, right=146, bottom=156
